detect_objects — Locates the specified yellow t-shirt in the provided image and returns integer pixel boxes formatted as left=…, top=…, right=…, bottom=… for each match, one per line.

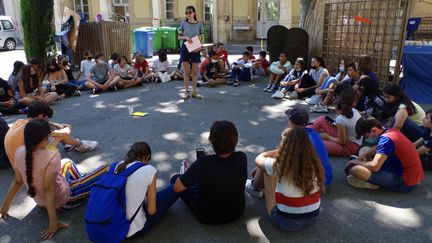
left=398, top=102, right=425, bottom=126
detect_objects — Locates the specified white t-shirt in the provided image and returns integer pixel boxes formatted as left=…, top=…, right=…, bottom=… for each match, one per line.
left=335, top=108, right=362, bottom=145
left=121, top=162, right=157, bottom=237
left=398, top=102, right=425, bottom=126
left=264, top=158, right=320, bottom=214
left=114, top=63, right=133, bottom=77
left=309, top=67, right=329, bottom=83
left=152, top=59, right=170, bottom=72
left=80, top=59, right=96, bottom=78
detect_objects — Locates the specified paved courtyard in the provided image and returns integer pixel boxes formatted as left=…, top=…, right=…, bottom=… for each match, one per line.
left=0, top=50, right=431, bottom=242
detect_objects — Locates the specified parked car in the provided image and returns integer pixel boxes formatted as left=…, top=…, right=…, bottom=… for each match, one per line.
left=0, top=16, right=19, bottom=51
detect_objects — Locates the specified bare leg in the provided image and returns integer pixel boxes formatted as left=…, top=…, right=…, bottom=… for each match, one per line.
left=269, top=73, right=276, bottom=85
left=263, top=172, right=277, bottom=216
left=191, top=63, right=199, bottom=92
left=350, top=165, right=373, bottom=181
left=43, top=92, right=58, bottom=104
left=252, top=167, right=265, bottom=188
left=19, top=97, right=35, bottom=106
left=182, top=62, right=191, bottom=92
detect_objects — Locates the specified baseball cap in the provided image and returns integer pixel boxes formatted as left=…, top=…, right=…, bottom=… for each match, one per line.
left=285, top=107, right=309, bottom=126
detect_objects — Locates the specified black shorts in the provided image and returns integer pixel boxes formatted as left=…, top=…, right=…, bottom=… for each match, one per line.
left=120, top=76, right=134, bottom=81
left=180, top=43, right=201, bottom=63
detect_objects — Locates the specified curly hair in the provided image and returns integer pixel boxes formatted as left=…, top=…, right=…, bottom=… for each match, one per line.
left=274, top=127, right=325, bottom=195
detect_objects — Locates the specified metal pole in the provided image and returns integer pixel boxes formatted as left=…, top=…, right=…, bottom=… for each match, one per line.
left=393, top=0, right=412, bottom=84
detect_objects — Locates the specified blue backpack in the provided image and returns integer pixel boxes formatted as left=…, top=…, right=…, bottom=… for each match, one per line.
left=85, top=162, right=145, bottom=243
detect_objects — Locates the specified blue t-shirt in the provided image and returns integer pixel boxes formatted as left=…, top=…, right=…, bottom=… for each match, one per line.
left=422, top=128, right=432, bottom=157
left=376, top=135, right=403, bottom=176
left=306, top=127, right=333, bottom=187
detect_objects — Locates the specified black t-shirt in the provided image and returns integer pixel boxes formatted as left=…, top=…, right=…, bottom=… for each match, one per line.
left=65, top=69, right=75, bottom=82
left=203, top=62, right=220, bottom=82
left=422, top=128, right=432, bottom=157
left=180, top=151, right=247, bottom=224
left=0, top=80, right=12, bottom=102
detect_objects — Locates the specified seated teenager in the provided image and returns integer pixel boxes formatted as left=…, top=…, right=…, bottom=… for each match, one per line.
left=246, top=126, right=325, bottom=231
left=252, top=51, right=270, bottom=76
left=150, top=51, right=175, bottom=83
left=113, top=56, right=141, bottom=88
left=203, top=51, right=226, bottom=87
left=16, top=65, right=58, bottom=105
left=86, top=142, right=179, bottom=241
left=58, top=55, right=87, bottom=91
left=86, top=53, right=120, bottom=94
left=246, top=107, right=332, bottom=197
left=75, top=50, right=96, bottom=82
left=173, top=120, right=247, bottom=225
left=311, top=62, right=360, bottom=113
left=4, top=102, right=98, bottom=167
left=308, top=87, right=362, bottom=157
left=229, top=52, right=253, bottom=87
left=344, top=117, right=424, bottom=192
left=0, top=78, right=27, bottom=115
left=133, top=53, right=152, bottom=83
left=289, top=56, right=329, bottom=99
left=263, top=52, right=291, bottom=92
left=382, top=84, right=425, bottom=142
left=356, top=75, right=386, bottom=119
left=305, top=59, right=348, bottom=105
left=46, top=59, right=78, bottom=98
left=413, top=109, right=432, bottom=170
left=108, top=52, right=120, bottom=69
left=272, top=59, right=308, bottom=99
left=0, top=119, right=108, bottom=240
left=215, top=42, right=230, bottom=69
left=8, top=61, right=25, bottom=97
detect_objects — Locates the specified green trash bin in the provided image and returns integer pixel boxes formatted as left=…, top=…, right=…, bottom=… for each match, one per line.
left=203, top=25, right=209, bottom=43
left=130, top=30, right=135, bottom=53
left=152, top=27, right=163, bottom=52
left=160, top=27, right=178, bottom=50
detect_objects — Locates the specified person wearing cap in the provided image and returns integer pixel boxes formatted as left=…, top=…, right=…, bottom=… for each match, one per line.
left=344, top=116, right=424, bottom=192
left=202, top=51, right=226, bottom=87
left=4, top=102, right=98, bottom=167
left=245, top=107, right=333, bottom=198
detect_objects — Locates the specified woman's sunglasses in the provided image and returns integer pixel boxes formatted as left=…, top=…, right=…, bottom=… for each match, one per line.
left=185, top=11, right=193, bottom=15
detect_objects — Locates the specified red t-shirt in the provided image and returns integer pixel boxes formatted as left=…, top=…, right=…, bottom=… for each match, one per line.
left=249, top=55, right=256, bottom=60
left=134, top=60, right=149, bottom=72
left=200, top=58, right=210, bottom=76
left=216, top=50, right=228, bottom=63
left=259, top=58, right=270, bottom=71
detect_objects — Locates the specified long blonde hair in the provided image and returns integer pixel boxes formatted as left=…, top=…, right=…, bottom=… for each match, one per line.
left=274, top=127, right=325, bottom=195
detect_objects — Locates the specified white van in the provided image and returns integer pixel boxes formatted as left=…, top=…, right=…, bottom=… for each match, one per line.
left=0, top=16, right=19, bottom=51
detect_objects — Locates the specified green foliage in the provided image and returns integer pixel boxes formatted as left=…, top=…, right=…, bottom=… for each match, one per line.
left=20, top=0, right=55, bottom=65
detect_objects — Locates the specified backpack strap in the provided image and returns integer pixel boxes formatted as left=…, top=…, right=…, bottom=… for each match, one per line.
left=119, top=162, right=146, bottom=177
left=107, top=162, right=121, bottom=174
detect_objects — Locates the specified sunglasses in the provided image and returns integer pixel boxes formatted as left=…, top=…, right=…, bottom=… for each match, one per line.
left=185, top=11, right=193, bottom=15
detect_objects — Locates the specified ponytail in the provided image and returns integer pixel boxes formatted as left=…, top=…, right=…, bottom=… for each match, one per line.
left=116, top=142, right=152, bottom=174
left=337, top=102, right=354, bottom=119
left=25, top=144, right=35, bottom=198
left=23, top=119, right=52, bottom=198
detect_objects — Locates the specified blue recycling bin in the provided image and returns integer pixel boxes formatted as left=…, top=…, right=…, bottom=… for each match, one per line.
left=134, top=28, right=154, bottom=57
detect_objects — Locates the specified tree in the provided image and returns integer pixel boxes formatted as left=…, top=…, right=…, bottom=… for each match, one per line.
left=20, top=0, right=55, bottom=65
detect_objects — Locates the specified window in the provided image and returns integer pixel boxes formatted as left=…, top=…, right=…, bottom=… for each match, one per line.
left=74, top=0, right=89, bottom=21
left=113, top=0, right=129, bottom=6
left=1, top=20, right=13, bottom=30
left=203, top=0, right=213, bottom=22
left=165, top=0, right=174, bottom=20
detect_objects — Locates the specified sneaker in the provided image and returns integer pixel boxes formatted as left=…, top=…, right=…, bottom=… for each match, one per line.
left=227, top=79, right=235, bottom=85
left=108, top=86, right=117, bottom=92
left=287, top=91, right=298, bottom=99
left=306, top=95, right=321, bottom=105
left=346, top=175, right=380, bottom=190
left=349, top=155, right=359, bottom=161
left=64, top=144, right=76, bottom=152
left=264, top=84, right=276, bottom=93
left=233, top=81, right=240, bottom=87
left=181, top=91, right=190, bottom=99
left=245, top=179, right=264, bottom=198
left=72, top=90, right=81, bottom=96
left=180, top=160, right=189, bottom=174
left=74, top=140, right=98, bottom=153
left=271, top=90, right=285, bottom=99
left=18, top=107, right=29, bottom=114
left=310, top=103, right=328, bottom=113
left=92, top=89, right=101, bottom=95
left=263, top=84, right=272, bottom=92
left=191, top=92, right=203, bottom=99
left=271, top=84, right=279, bottom=91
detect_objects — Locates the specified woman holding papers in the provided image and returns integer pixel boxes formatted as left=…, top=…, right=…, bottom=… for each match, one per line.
left=178, top=5, right=204, bottom=99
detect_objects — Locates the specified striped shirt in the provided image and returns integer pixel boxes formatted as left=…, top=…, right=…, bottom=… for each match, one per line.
left=265, top=158, right=320, bottom=218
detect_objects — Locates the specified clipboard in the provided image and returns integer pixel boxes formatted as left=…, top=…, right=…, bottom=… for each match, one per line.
left=185, top=36, right=202, bottom=52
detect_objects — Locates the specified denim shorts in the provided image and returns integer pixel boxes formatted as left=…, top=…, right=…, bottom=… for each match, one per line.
left=180, top=43, right=201, bottom=63
left=368, top=170, right=416, bottom=193
left=270, top=207, right=318, bottom=231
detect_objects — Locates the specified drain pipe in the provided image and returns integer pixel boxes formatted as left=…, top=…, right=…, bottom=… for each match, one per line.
left=229, top=0, right=233, bottom=41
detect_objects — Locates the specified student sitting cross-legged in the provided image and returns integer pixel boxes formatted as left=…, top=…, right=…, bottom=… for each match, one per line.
left=173, top=120, right=247, bottom=225
left=344, top=116, right=424, bottom=192
left=246, top=126, right=325, bottom=231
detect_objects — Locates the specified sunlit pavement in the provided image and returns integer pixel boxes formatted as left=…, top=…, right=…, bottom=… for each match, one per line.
left=0, top=49, right=431, bottom=242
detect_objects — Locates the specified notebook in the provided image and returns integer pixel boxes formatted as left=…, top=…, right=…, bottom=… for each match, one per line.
left=185, top=36, right=202, bottom=52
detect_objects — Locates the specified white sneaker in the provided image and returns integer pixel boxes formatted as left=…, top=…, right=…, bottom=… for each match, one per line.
left=287, top=91, right=298, bottom=99
left=306, top=95, right=321, bottom=105
left=271, top=90, right=285, bottom=99
left=311, top=103, right=328, bottom=113
left=245, top=179, right=264, bottom=198
left=346, top=175, right=379, bottom=190
left=74, top=140, right=98, bottom=153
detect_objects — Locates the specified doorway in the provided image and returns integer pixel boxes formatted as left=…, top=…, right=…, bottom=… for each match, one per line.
left=256, top=0, right=280, bottom=39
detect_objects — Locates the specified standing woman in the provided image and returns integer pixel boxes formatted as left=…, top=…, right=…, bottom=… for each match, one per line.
left=178, top=5, right=204, bottom=99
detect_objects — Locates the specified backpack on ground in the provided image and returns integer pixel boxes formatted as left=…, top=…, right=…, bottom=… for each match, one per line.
left=85, top=161, right=145, bottom=243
